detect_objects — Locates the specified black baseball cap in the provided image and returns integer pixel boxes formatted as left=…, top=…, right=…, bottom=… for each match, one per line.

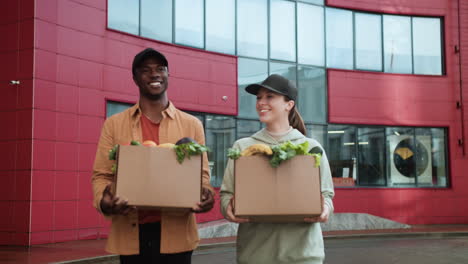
left=132, top=48, right=168, bottom=75
left=245, top=74, right=297, bottom=101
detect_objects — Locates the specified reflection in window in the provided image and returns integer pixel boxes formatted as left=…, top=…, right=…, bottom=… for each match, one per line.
left=327, top=125, right=356, bottom=183
left=300, top=0, right=324, bottom=5
left=237, top=0, right=268, bottom=58
left=106, top=101, right=133, bottom=118
left=238, top=58, right=268, bottom=119
left=416, top=128, right=447, bottom=187
left=326, top=8, right=354, bottom=69
left=237, top=119, right=261, bottom=139
left=307, top=124, right=327, bottom=147
left=175, top=0, right=204, bottom=48
left=357, top=128, right=386, bottom=186
left=206, top=0, right=235, bottom=54
left=270, top=62, right=297, bottom=85
left=413, top=17, right=442, bottom=75
left=270, top=0, right=296, bottom=61
left=107, top=0, right=139, bottom=35
left=297, top=66, right=326, bottom=124
left=140, top=0, right=172, bottom=42
left=205, top=115, right=236, bottom=187
left=383, top=15, right=412, bottom=74
left=355, top=13, right=382, bottom=71
left=297, top=4, right=324, bottom=66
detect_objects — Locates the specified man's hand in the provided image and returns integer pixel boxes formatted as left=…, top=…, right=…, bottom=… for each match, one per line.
left=100, top=184, right=136, bottom=216
left=304, top=195, right=330, bottom=223
left=225, top=197, right=249, bottom=223
left=192, top=187, right=215, bottom=213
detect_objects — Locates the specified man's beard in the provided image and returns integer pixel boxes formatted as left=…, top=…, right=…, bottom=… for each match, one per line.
left=143, top=92, right=163, bottom=101
left=140, top=85, right=167, bottom=101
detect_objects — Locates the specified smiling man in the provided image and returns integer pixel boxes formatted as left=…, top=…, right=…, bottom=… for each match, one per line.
left=92, top=48, right=215, bottom=264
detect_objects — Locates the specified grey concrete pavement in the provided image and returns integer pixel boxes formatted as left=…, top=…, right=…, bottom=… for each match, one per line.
left=192, top=235, right=468, bottom=264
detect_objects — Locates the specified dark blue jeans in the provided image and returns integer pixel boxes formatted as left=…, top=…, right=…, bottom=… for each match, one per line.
left=119, top=222, right=192, bottom=264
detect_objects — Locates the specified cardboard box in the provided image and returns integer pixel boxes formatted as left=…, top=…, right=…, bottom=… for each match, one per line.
left=115, top=145, right=201, bottom=210
left=234, top=155, right=321, bottom=222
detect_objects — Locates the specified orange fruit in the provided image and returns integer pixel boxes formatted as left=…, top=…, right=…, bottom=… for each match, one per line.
left=142, top=140, right=157, bottom=147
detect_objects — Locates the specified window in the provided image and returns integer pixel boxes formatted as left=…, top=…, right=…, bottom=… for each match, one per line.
left=418, top=128, right=447, bottom=187
left=140, top=0, right=173, bottom=42
left=204, top=115, right=236, bottom=187
left=357, top=127, right=386, bottom=186
left=107, top=1, right=444, bottom=76
left=237, top=0, right=268, bottom=59
left=355, top=13, right=382, bottom=71
left=106, top=101, right=133, bottom=118
left=270, top=0, right=296, bottom=62
left=327, top=125, right=357, bottom=183
left=297, top=3, right=324, bottom=66
left=412, top=17, right=443, bottom=75
left=237, top=119, right=261, bottom=139
left=383, top=15, right=412, bottom=74
left=299, top=0, right=324, bottom=5
left=107, top=0, right=139, bottom=35
left=297, top=66, right=326, bottom=124
left=324, top=125, right=448, bottom=188
left=175, top=0, right=204, bottom=48
left=326, top=8, right=354, bottom=69
left=307, top=124, right=327, bottom=146
left=206, top=0, right=235, bottom=54
left=270, top=61, right=297, bottom=84
left=238, top=58, right=268, bottom=119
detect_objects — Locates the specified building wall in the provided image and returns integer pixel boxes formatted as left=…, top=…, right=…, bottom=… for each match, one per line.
left=0, top=0, right=237, bottom=245
left=0, top=0, right=34, bottom=245
left=327, top=0, right=468, bottom=224
left=1, top=0, right=467, bottom=246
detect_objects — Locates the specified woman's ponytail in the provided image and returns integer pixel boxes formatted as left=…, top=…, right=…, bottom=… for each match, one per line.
left=289, top=106, right=307, bottom=136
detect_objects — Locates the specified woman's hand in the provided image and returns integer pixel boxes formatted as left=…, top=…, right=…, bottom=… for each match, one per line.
left=304, top=195, right=330, bottom=223
left=225, top=197, right=249, bottom=223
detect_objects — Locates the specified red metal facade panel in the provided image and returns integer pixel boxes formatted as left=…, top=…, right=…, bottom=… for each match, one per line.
left=0, top=0, right=34, bottom=246
left=20, top=0, right=237, bottom=245
left=1, top=0, right=466, bottom=246
left=327, top=0, right=468, bottom=225
left=328, top=70, right=455, bottom=126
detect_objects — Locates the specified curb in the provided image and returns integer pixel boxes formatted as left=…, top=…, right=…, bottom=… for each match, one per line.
left=52, top=255, right=118, bottom=264
left=324, top=231, right=468, bottom=240
left=54, top=231, right=468, bottom=263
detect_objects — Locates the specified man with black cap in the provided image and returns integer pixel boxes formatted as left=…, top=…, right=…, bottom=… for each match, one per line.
left=92, top=48, right=215, bottom=263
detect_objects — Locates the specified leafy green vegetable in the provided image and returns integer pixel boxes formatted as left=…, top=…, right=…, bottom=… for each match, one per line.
left=130, top=140, right=141, bottom=146
left=108, top=144, right=119, bottom=160
left=310, top=153, right=322, bottom=168
left=269, top=141, right=310, bottom=168
left=174, top=142, right=210, bottom=164
left=227, top=148, right=241, bottom=160
left=111, top=164, right=117, bottom=174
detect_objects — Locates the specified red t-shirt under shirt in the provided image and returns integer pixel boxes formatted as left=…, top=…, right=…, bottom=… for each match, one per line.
left=138, top=114, right=161, bottom=224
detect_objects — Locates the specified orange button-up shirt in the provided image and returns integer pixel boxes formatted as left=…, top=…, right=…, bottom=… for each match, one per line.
left=91, top=101, right=213, bottom=255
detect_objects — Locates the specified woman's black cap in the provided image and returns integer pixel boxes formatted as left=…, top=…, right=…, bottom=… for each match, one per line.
left=132, top=48, right=168, bottom=75
left=245, top=74, right=297, bottom=101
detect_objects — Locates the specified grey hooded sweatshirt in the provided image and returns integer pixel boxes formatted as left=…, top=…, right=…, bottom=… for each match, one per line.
left=220, top=128, right=335, bottom=264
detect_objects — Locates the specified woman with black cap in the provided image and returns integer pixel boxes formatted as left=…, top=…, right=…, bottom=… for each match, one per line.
left=220, top=74, right=335, bottom=264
